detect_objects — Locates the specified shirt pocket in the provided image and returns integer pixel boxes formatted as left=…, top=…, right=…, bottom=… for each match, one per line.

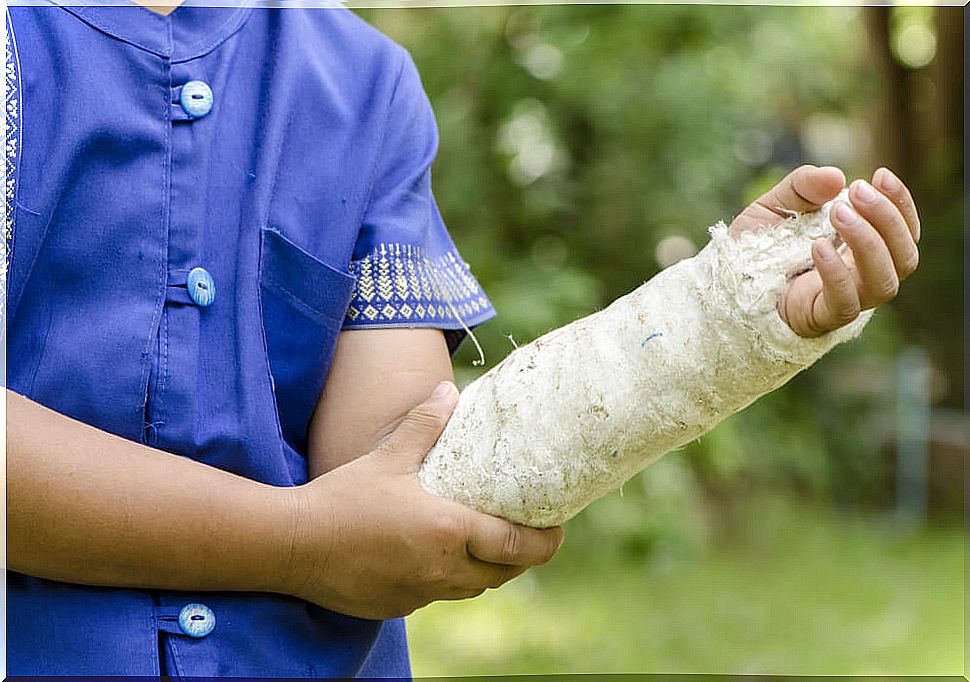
left=258, top=227, right=356, bottom=455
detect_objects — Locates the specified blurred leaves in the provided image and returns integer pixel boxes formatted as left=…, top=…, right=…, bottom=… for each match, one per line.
left=366, top=5, right=876, bottom=311
left=407, top=492, right=963, bottom=675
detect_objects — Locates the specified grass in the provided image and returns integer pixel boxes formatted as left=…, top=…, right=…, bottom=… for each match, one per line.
left=406, top=493, right=963, bottom=676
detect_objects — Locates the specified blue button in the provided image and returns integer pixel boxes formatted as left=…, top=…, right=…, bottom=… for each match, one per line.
left=178, top=603, right=215, bottom=638
left=187, top=267, right=216, bottom=307
left=180, top=80, right=213, bottom=118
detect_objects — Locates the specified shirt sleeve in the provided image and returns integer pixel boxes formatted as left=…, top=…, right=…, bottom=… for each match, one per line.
left=342, top=47, right=496, bottom=353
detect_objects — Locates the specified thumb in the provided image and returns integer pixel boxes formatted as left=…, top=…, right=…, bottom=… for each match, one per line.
left=377, top=381, right=459, bottom=471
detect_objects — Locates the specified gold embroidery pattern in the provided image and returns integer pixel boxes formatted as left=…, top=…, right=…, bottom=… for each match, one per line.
left=3, top=10, right=22, bottom=323
left=345, top=243, right=492, bottom=327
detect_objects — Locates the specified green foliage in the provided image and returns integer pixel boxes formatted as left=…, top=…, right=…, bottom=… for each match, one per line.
left=363, top=5, right=874, bottom=309
left=407, top=495, right=963, bottom=675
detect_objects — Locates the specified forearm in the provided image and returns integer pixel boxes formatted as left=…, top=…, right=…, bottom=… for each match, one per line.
left=7, top=390, right=297, bottom=594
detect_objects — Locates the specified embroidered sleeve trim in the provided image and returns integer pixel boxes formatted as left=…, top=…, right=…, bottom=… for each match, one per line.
left=344, top=242, right=495, bottom=329
left=3, top=9, right=23, bottom=323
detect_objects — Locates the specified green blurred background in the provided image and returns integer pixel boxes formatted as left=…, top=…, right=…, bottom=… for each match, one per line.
left=355, top=4, right=964, bottom=676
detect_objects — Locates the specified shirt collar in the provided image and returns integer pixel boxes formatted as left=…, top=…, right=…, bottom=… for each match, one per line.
left=55, top=0, right=253, bottom=63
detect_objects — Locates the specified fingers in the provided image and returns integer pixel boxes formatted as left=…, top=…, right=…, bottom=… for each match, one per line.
left=782, top=168, right=921, bottom=337
left=456, top=560, right=528, bottom=594
left=451, top=515, right=563, bottom=596
left=873, top=167, right=921, bottom=243
left=809, top=240, right=861, bottom=335
left=375, top=381, right=459, bottom=471
left=755, top=164, right=846, bottom=219
left=829, top=200, right=898, bottom=308
left=847, top=179, right=919, bottom=279
left=414, top=509, right=558, bottom=603
left=465, top=513, right=564, bottom=567
left=408, top=559, right=525, bottom=608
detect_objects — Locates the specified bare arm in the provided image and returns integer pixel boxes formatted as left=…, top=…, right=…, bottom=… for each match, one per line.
left=6, top=390, right=293, bottom=592
left=307, top=328, right=455, bottom=477
left=6, top=330, right=453, bottom=590
left=7, top=330, right=562, bottom=620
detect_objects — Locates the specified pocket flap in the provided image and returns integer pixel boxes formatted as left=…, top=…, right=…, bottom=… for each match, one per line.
left=259, top=228, right=356, bottom=323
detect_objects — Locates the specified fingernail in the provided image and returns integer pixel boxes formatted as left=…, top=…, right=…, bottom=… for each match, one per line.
left=814, top=238, right=836, bottom=260
left=877, top=167, right=901, bottom=192
left=834, top=202, right=858, bottom=225
left=853, top=180, right=877, bottom=203
left=432, top=381, right=456, bottom=399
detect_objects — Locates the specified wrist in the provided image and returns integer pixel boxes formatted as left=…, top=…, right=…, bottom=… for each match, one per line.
left=215, top=481, right=313, bottom=596
left=263, top=480, right=336, bottom=602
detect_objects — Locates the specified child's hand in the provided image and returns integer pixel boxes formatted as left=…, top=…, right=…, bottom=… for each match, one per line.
left=280, top=382, right=564, bottom=620
left=729, top=164, right=920, bottom=338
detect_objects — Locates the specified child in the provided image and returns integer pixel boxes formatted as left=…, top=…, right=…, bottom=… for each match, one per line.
left=4, top=2, right=920, bottom=677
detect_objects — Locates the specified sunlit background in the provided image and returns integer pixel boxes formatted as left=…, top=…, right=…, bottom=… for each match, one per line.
left=355, top=4, right=964, bottom=676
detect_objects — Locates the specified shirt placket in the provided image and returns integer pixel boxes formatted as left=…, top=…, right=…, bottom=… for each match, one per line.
left=148, top=58, right=216, bottom=457
left=148, top=51, right=223, bottom=663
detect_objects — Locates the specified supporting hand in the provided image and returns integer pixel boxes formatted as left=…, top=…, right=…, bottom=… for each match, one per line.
left=282, top=382, right=564, bottom=620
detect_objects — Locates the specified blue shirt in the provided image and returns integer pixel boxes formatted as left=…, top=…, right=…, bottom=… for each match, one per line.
left=4, top=3, right=495, bottom=676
